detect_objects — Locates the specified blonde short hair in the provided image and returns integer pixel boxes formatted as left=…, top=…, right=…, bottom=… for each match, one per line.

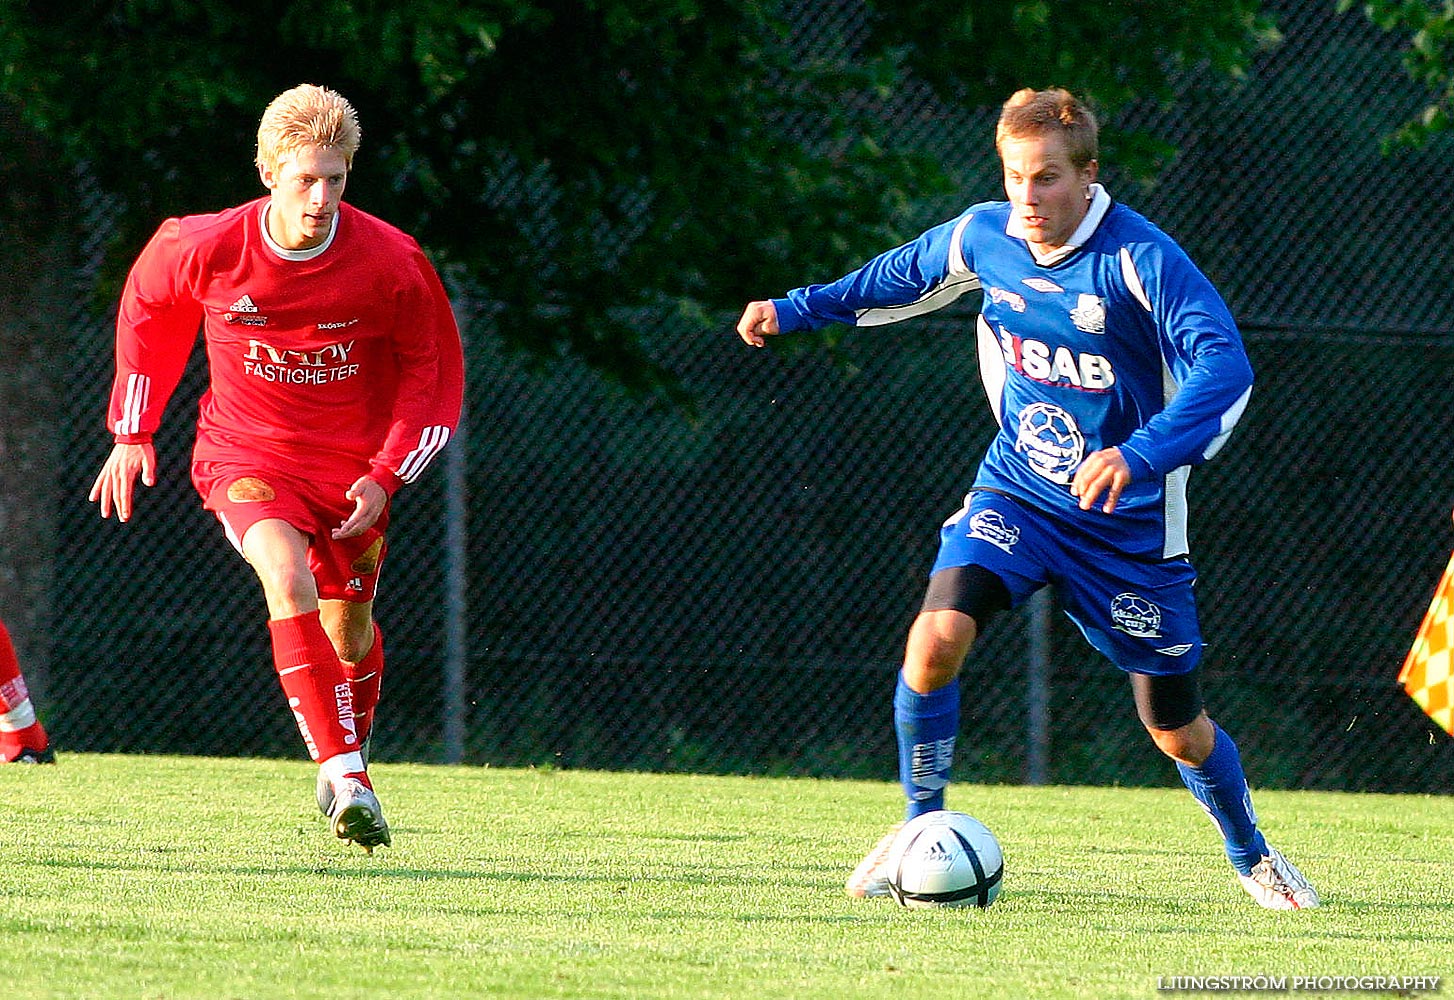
left=995, top=88, right=1098, bottom=169
left=255, top=84, right=362, bottom=173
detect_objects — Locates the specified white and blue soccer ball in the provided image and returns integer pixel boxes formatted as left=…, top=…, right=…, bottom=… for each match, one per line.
left=886, top=810, right=1004, bottom=909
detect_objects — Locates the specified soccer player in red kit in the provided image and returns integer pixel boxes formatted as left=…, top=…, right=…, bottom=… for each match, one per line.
left=0, top=618, right=53, bottom=764
left=89, top=83, right=464, bottom=851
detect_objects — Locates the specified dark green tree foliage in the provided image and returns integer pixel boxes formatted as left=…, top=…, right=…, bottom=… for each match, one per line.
left=1, top=0, right=1276, bottom=391
left=1339, top=0, right=1454, bottom=149
left=873, top=1, right=1278, bottom=107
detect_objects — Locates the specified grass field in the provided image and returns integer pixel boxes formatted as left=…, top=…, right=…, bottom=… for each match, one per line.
left=1, top=755, right=1450, bottom=999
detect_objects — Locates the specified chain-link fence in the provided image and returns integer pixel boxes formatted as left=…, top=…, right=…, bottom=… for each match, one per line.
left=46, top=0, right=1454, bottom=794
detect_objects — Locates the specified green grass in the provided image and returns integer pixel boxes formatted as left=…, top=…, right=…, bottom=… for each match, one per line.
left=1, top=755, right=1450, bottom=999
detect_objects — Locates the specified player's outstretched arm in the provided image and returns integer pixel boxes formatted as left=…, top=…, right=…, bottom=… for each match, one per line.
left=736, top=300, right=780, bottom=348
left=333, top=475, right=388, bottom=540
left=88, top=442, right=157, bottom=522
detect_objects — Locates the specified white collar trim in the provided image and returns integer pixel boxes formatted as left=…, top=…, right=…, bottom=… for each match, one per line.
left=259, top=202, right=339, bottom=261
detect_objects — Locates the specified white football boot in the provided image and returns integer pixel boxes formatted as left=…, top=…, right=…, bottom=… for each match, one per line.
left=1238, top=847, right=1319, bottom=910
left=329, top=777, right=391, bottom=853
left=845, top=822, right=903, bottom=898
left=316, top=734, right=371, bottom=817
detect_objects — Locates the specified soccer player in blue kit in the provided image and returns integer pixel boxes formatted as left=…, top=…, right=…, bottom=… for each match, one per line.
left=736, top=88, right=1318, bottom=910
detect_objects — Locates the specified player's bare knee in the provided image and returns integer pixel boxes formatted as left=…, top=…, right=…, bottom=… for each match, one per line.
left=320, top=601, right=374, bottom=662
left=1131, top=671, right=1208, bottom=763
left=330, top=626, right=374, bottom=664
left=1146, top=724, right=1192, bottom=763
left=1144, top=715, right=1213, bottom=766
left=253, top=564, right=319, bottom=618
left=904, top=660, right=961, bottom=693
left=904, top=611, right=976, bottom=691
left=319, top=612, right=372, bottom=662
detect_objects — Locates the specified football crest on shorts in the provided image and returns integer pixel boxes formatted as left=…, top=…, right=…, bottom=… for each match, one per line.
left=967, top=510, right=1020, bottom=554
left=1110, top=592, right=1163, bottom=638
left=226, top=477, right=276, bottom=503
left=351, top=537, right=384, bottom=575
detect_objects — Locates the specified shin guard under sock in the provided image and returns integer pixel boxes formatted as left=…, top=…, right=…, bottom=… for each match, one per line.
left=1176, top=721, right=1269, bottom=874
left=894, top=672, right=958, bottom=820
left=269, top=611, right=362, bottom=762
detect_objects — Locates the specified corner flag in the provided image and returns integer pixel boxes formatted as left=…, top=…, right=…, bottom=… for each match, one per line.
left=1399, top=553, right=1454, bottom=736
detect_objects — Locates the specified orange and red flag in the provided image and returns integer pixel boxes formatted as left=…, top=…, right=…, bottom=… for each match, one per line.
left=1399, top=553, right=1454, bottom=736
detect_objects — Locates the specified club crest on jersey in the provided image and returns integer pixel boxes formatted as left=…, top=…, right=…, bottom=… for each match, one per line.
left=1014, top=402, right=1084, bottom=484
left=1022, top=277, right=1063, bottom=294
left=1110, top=592, right=1163, bottom=638
left=967, top=510, right=1020, bottom=553
left=987, top=286, right=1027, bottom=312
left=1070, top=294, right=1106, bottom=334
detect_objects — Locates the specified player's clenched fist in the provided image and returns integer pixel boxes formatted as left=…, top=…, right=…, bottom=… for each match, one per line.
left=736, top=300, right=780, bottom=347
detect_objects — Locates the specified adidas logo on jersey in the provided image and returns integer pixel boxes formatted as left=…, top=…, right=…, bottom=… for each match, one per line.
left=229, top=294, right=259, bottom=313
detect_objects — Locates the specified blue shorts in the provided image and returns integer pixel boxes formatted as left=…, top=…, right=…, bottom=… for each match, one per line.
left=931, top=490, right=1202, bottom=676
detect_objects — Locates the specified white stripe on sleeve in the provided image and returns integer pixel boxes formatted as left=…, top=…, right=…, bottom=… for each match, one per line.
left=1203, top=386, right=1252, bottom=461
left=396, top=425, right=451, bottom=483
left=1120, top=248, right=1152, bottom=312
left=855, top=213, right=981, bottom=327
left=113, top=373, right=151, bottom=436
left=854, top=273, right=982, bottom=327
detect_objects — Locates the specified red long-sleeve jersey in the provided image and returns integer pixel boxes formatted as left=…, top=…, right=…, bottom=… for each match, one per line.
left=106, top=197, right=463, bottom=495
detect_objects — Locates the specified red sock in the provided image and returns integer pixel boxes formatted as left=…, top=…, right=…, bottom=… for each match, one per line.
left=0, top=620, right=48, bottom=760
left=268, top=611, right=363, bottom=762
left=342, top=623, right=385, bottom=744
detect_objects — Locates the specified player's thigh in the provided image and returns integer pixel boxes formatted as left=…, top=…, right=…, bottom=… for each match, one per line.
left=237, top=518, right=319, bottom=615
left=197, top=463, right=384, bottom=616
left=1056, top=551, right=1203, bottom=675
left=1130, top=669, right=1206, bottom=732
left=928, top=490, right=1051, bottom=617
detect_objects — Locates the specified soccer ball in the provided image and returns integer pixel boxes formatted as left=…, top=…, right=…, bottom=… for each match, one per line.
left=885, top=810, right=1004, bottom=909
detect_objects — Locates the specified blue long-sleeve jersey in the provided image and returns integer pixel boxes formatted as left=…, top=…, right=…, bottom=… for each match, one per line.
left=772, top=186, right=1253, bottom=560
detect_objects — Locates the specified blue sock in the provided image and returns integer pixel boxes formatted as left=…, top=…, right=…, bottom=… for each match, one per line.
left=1176, top=721, right=1269, bottom=875
left=894, top=672, right=958, bottom=820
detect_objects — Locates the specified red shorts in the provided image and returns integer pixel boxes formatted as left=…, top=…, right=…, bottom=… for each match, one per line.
left=193, top=462, right=390, bottom=603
